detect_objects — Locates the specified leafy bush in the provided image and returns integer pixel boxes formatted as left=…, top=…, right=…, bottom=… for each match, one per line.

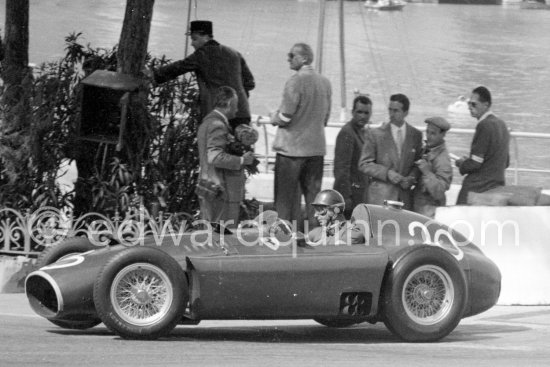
left=0, top=32, right=200, bottom=217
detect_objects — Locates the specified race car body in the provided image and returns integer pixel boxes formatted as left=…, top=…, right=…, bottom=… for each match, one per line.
left=26, top=203, right=501, bottom=341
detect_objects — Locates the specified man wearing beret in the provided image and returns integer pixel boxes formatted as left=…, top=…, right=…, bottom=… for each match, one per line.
left=148, top=20, right=255, bottom=130
left=413, top=117, right=453, bottom=218
left=455, top=86, right=510, bottom=205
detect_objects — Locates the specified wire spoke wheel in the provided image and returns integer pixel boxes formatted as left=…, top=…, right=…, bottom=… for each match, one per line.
left=402, top=265, right=454, bottom=326
left=110, top=263, right=173, bottom=326
left=382, top=247, right=467, bottom=342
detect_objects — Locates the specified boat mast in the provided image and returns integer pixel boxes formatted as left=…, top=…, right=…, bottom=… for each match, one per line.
left=184, top=0, right=194, bottom=56
left=315, top=0, right=326, bottom=73
left=338, top=0, right=347, bottom=122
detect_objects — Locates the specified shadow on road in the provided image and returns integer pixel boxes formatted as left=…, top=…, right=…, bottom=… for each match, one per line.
left=46, top=321, right=531, bottom=344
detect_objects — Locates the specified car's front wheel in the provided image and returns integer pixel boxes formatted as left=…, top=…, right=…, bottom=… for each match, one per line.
left=93, top=247, right=188, bottom=339
left=382, top=246, right=467, bottom=342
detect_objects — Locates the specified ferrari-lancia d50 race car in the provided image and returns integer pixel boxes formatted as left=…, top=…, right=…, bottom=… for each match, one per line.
left=25, top=202, right=501, bottom=342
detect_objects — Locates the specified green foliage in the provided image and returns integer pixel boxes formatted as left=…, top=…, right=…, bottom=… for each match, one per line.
left=0, top=32, right=200, bottom=216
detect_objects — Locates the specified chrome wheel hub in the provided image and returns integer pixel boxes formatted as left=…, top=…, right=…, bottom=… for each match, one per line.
left=110, top=263, right=174, bottom=326
left=402, top=265, right=454, bottom=325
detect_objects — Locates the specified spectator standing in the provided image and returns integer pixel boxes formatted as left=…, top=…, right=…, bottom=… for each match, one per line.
left=333, top=95, right=372, bottom=219
left=196, top=87, right=255, bottom=227
left=149, top=20, right=255, bottom=129
left=455, top=86, right=510, bottom=205
left=358, top=93, right=422, bottom=210
left=271, top=43, right=332, bottom=230
left=413, top=117, right=453, bottom=218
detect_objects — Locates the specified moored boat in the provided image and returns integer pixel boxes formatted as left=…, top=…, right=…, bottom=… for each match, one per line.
left=520, top=0, right=550, bottom=9
left=439, top=0, right=502, bottom=4
left=364, top=0, right=406, bottom=11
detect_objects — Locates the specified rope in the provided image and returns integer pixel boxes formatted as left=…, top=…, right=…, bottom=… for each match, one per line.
left=358, top=2, right=390, bottom=108
left=390, top=11, right=422, bottom=100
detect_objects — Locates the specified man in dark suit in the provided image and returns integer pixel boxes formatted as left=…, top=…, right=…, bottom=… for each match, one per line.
left=149, top=20, right=255, bottom=129
left=358, top=93, right=422, bottom=210
left=196, top=87, right=255, bottom=227
left=333, top=95, right=372, bottom=218
left=455, top=86, right=510, bottom=205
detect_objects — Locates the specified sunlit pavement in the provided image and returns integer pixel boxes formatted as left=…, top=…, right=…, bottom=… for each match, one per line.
left=1, top=293, right=549, bottom=367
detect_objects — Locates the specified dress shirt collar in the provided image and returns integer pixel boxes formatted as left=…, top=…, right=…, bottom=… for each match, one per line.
left=390, top=122, right=407, bottom=140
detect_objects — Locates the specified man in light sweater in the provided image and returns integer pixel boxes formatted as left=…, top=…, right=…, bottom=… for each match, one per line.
left=271, top=43, right=332, bottom=231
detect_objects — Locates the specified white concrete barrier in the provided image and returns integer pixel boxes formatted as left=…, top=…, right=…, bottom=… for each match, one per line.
left=436, top=206, right=550, bottom=305
left=0, top=256, right=35, bottom=293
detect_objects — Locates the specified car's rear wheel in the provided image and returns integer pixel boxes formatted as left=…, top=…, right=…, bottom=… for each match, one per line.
left=93, top=247, right=188, bottom=339
left=38, top=237, right=102, bottom=330
left=313, top=318, right=357, bottom=328
left=382, top=246, right=467, bottom=342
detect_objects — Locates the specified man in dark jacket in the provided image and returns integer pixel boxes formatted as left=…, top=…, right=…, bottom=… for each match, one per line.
left=150, top=20, right=255, bottom=129
left=333, top=95, right=372, bottom=219
left=455, top=86, right=510, bottom=205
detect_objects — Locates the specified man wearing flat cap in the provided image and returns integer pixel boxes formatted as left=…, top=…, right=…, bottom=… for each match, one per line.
left=148, top=20, right=255, bottom=130
left=412, top=116, right=453, bottom=218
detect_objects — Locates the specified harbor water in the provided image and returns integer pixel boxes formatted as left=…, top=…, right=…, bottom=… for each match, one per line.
left=1, top=0, right=549, bottom=185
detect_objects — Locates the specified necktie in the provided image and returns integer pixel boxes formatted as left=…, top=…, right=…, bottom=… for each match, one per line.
left=396, top=128, right=403, bottom=157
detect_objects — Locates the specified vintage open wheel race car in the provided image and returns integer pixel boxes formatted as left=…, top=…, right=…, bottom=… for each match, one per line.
left=25, top=202, right=500, bottom=342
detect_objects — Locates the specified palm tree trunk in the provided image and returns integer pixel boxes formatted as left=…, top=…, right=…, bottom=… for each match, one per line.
left=117, top=0, right=155, bottom=76
left=0, top=0, right=32, bottom=186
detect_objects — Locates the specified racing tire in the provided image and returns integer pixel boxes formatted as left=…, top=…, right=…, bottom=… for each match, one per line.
left=36, top=237, right=98, bottom=268
left=38, top=237, right=102, bottom=330
left=382, top=246, right=467, bottom=342
left=313, top=318, right=357, bottom=328
left=93, top=247, right=188, bottom=340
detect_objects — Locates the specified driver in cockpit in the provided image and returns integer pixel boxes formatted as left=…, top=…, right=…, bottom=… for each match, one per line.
left=306, top=189, right=365, bottom=245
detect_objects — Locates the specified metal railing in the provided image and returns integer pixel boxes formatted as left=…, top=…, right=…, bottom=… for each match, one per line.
left=252, top=115, right=550, bottom=186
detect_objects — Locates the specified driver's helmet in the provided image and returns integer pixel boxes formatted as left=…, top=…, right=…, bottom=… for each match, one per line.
left=312, top=189, right=345, bottom=212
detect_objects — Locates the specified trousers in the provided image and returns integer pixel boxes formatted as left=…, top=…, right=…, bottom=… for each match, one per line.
left=274, top=154, right=323, bottom=231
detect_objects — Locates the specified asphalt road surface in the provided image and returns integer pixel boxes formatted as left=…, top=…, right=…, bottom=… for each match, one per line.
left=1, top=294, right=549, bottom=367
